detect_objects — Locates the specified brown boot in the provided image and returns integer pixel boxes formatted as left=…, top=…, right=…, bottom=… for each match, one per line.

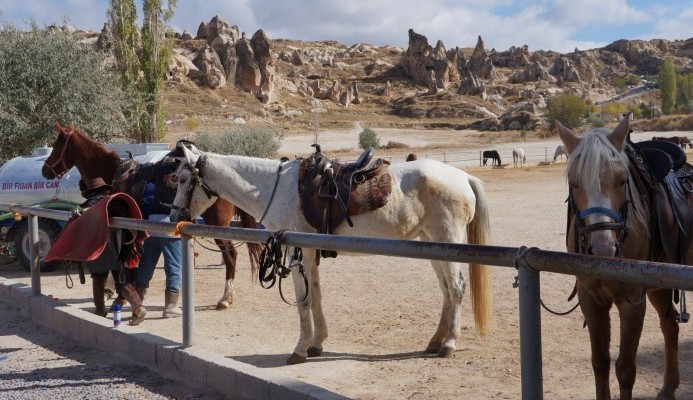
left=119, top=283, right=147, bottom=325
left=91, top=276, right=108, bottom=317
left=163, top=290, right=182, bottom=318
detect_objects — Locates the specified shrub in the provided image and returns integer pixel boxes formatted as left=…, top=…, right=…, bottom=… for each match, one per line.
left=0, top=23, right=128, bottom=162
left=587, top=114, right=605, bottom=128
left=358, top=127, right=380, bottom=149
left=184, top=117, right=200, bottom=131
left=381, top=141, right=409, bottom=149
left=193, top=125, right=284, bottom=159
left=546, top=92, right=589, bottom=129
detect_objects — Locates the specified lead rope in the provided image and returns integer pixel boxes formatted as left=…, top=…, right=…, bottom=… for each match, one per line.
left=512, top=246, right=590, bottom=316
left=678, top=291, right=689, bottom=322
left=257, top=163, right=284, bottom=227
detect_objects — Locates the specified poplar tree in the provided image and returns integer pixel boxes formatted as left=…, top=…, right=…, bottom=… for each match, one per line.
left=659, top=58, right=677, bottom=115
left=108, top=0, right=176, bottom=142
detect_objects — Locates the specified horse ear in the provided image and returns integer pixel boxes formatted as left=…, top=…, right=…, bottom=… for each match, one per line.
left=556, top=121, right=580, bottom=154
left=607, top=113, right=631, bottom=151
left=55, top=122, right=63, bottom=132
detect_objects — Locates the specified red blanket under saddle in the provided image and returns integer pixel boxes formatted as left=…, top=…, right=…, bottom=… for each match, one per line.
left=45, top=193, right=148, bottom=267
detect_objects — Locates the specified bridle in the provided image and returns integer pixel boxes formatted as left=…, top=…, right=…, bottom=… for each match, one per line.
left=568, top=183, right=631, bottom=258
left=171, top=155, right=219, bottom=221
left=45, top=129, right=75, bottom=179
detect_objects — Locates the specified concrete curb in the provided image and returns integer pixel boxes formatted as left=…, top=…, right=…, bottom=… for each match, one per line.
left=0, top=277, right=349, bottom=400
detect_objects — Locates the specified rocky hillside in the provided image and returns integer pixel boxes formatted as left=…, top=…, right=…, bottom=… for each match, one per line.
left=79, top=15, right=693, bottom=136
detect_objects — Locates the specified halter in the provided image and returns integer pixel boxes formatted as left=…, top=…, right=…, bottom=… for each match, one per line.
left=568, top=184, right=631, bottom=258
left=172, top=155, right=219, bottom=221
left=45, top=129, right=74, bottom=179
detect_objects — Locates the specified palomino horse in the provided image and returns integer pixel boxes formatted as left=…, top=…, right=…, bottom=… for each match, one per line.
left=512, top=148, right=526, bottom=168
left=41, top=123, right=261, bottom=309
left=558, top=117, right=688, bottom=400
left=169, top=145, right=494, bottom=364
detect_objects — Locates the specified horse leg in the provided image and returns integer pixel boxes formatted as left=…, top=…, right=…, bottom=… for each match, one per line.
left=615, top=300, right=646, bottom=400
left=307, top=250, right=328, bottom=358
left=214, top=238, right=238, bottom=310
left=287, top=249, right=318, bottom=365
left=647, top=289, right=679, bottom=400
left=424, top=262, right=453, bottom=355
left=580, top=290, right=613, bottom=400
left=430, top=260, right=466, bottom=358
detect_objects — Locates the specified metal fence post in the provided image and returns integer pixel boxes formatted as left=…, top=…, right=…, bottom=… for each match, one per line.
left=182, top=236, right=195, bottom=347
left=29, top=215, right=41, bottom=296
left=518, top=264, right=543, bottom=399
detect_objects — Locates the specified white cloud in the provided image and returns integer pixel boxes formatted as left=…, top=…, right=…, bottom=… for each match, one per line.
left=646, top=6, right=693, bottom=41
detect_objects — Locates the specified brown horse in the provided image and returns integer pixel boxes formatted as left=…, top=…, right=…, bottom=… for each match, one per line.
left=559, top=117, right=687, bottom=399
left=653, top=135, right=692, bottom=149
left=41, top=123, right=261, bottom=309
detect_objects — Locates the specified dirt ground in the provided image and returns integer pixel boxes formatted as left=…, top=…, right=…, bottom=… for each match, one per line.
left=2, top=128, right=693, bottom=399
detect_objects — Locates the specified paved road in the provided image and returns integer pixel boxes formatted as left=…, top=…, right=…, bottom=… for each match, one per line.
left=0, top=300, right=225, bottom=400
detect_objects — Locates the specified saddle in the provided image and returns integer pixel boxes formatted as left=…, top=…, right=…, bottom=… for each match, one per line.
left=631, top=140, right=693, bottom=265
left=46, top=193, right=148, bottom=273
left=298, top=144, right=392, bottom=258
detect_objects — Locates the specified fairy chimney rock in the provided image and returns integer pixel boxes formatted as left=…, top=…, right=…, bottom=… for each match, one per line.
left=468, top=35, right=497, bottom=81
left=402, top=28, right=453, bottom=89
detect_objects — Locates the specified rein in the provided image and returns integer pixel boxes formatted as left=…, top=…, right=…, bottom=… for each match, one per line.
left=46, top=129, right=74, bottom=178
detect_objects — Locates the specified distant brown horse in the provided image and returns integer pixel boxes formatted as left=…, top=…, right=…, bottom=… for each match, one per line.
left=653, top=136, right=692, bottom=149
left=559, top=117, right=687, bottom=399
left=41, top=123, right=261, bottom=310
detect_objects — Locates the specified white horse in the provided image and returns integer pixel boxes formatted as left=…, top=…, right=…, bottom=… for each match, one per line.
left=169, top=146, right=494, bottom=364
left=512, top=148, right=526, bottom=168
left=553, top=144, right=568, bottom=162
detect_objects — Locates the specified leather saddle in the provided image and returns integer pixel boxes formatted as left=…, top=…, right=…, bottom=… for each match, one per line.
left=632, top=140, right=693, bottom=265
left=298, top=144, right=392, bottom=258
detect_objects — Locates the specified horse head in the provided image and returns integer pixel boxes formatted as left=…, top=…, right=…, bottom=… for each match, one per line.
left=42, top=123, right=79, bottom=179
left=559, top=116, right=639, bottom=258
left=170, top=144, right=218, bottom=222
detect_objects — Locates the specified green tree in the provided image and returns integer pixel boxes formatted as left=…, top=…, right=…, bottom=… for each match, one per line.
left=677, top=74, right=693, bottom=113
left=0, top=23, right=128, bottom=162
left=108, top=0, right=176, bottom=143
left=193, top=125, right=284, bottom=158
left=546, top=92, right=589, bottom=129
left=358, top=127, right=380, bottom=149
left=660, top=58, right=677, bottom=115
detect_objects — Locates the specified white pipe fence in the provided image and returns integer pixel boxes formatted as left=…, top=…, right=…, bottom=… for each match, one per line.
left=3, top=202, right=693, bottom=400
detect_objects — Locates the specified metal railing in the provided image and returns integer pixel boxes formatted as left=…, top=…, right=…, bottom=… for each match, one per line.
left=3, top=202, right=693, bottom=400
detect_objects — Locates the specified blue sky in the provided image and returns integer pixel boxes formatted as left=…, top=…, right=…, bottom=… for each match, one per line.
left=0, top=0, right=691, bottom=53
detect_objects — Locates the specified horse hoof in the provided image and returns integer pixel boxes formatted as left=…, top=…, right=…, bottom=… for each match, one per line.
left=215, top=301, right=230, bottom=310
left=307, top=347, right=322, bottom=357
left=425, top=343, right=441, bottom=354
left=437, top=346, right=455, bottom=358
left=287, top=353, right=306, bottom=365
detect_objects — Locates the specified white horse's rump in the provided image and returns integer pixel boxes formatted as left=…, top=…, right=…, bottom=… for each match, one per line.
left=170, top=149, right=493, bottom=364
left=512, top=148, right=526, bottom=168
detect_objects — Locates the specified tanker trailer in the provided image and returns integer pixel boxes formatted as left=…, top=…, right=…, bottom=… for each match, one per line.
left=0, top=144, right=169, bottom=271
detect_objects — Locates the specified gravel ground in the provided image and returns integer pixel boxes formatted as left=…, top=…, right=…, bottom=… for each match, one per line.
left=0, top=299, right=225, bottom=400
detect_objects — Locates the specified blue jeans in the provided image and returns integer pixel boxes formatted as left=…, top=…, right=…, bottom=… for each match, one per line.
left=136, top=235, right=182, bottom=293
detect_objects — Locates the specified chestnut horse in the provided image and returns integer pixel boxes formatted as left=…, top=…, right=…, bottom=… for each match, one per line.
left=558, top=117, right=688, bottom=399
left=41, top=123, right=261, bottom=309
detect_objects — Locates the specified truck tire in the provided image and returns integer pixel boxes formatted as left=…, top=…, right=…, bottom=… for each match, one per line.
left=14, top=218, right=63, bottom=272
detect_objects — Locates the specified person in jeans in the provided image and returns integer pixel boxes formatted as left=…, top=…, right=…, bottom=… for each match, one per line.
left=134, top=158, right=183, bottom=318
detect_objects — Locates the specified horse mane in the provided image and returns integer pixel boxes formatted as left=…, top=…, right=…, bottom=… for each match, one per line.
left=67, top=127, right=120, bottom=160
left=566, top=128, right=648, bottom=231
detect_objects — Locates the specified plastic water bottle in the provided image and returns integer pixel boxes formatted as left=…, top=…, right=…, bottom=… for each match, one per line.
left=113, top=304, right=121, bottom=327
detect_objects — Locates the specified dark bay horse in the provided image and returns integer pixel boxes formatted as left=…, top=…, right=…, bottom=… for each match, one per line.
left=558, top=117, right=688, bottom=399
left=41, top=123, right=261, bottom=310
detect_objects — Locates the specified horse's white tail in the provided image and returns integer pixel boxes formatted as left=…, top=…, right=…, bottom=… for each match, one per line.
left=467, top=176, right=493, bottom=336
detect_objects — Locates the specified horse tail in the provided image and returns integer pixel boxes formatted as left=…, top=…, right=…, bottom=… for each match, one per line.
left=467, top=176, right=493, bottom=336
left=234, top=207, right=262, bottom=281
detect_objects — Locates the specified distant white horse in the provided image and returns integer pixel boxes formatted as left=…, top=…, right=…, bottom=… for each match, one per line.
left=512, top=148, right=526, bottom=168
left=170, top=146, right=494, bottom=365
left=553, top=144, right=568, bottom=162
